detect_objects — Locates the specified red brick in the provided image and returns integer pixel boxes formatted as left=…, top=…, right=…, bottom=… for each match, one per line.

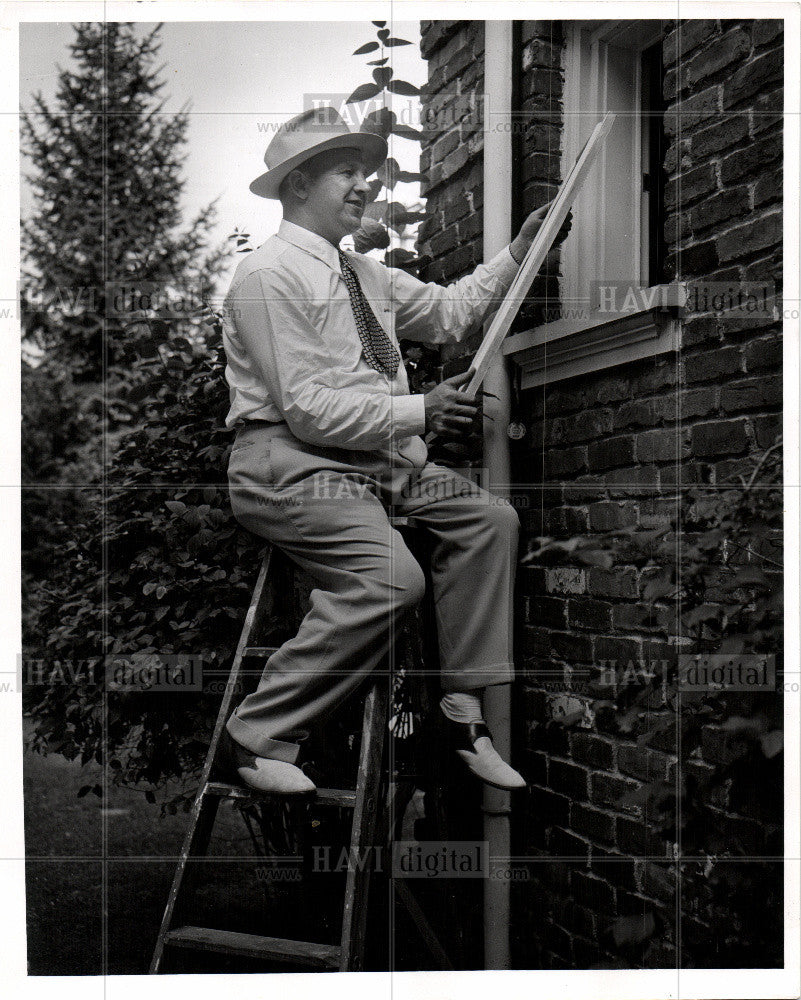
left=663, top=20, right=718, bottom=64
left=717, top=212, right=782, bottom=261
left=720, top=133, right=782, bottom=184
left=752, top=88, right=784, bottom=134
left=633, top=362, right=678, bottom=395
left=550, top=759, right=590, bottom=800
left=665, top=164, right=717, bottom=209
left=530, top=786, right=571, bottom=826
left=441, top=143, right=471, bottom=181
left=682, top=28, right=751, bottom=90
left=612, top=602, right=672, bottom=632
left=567, top=598, right=613, bottom=631
left=753, top=19, right=783, bottom=47
left=429, top=225, right=458, bottom=256
left=617, top=744, right=670, bottom=782
left=613, top=399, right=665, bottom=430
left=590, top=772, right=639, bottom=811
left=636, top=428, right=685, bottom=463
left=682, top=387, right=719, bottom=417
left=549, top=631, right=594, bottom=663
left=571, top=804, right=616, bottom=844
left=588, top=568, right=638, bottom=600
left=689, top=109, right=749, bottom=159
left=548, top=828, right=590, bottom=860
left=754, top=171, right=782, bottom=207
left=720, top=376, right=782, bottom=412
left=691, top=419, right=749, bottom=456
left=545, top=446, right=587, bottom=477
left=551, top=409, right=614, bottom=444
left=588, top=501, right=638, bottom=531
left=605, top=467, right=661, bottom=500
left=744, top=336, right=781, bottom=372
left=571, top=870, right=616, bottom=913
left=680, top=315, right=721, bottom=348
left=689, top=187, right=750, bottom=233
left=683, top=346, right=742, bottom=383
left=723, top=51, right=784, bottom=108
left=753, top=414, right=782, bottom=448
left=593, top=635, right=643, bottom=663
left=587, top=436, right=636, bottom=471
left=664, top=86, right=721, bottom=136
left=530, top=595, right=567, bottom=630
left=570, top=732, right=615, bottom=770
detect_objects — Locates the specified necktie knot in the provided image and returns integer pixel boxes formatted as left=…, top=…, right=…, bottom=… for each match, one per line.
left=338, top=250, right=400, bottom=378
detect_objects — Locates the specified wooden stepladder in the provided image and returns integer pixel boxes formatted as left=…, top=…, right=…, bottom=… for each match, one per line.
left=150, top=537, right=454, bottom=974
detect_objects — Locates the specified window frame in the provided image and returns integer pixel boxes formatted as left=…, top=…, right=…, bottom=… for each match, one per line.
left=506, top=19, right=682, bottom=388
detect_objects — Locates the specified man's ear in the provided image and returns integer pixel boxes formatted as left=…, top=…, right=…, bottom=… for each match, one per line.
left=285, top=168, right=311, bottom=202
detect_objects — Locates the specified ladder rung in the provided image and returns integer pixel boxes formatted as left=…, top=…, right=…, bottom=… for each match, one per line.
left=164, top=925, right=341, bottom=968
left=243, top=646, right=280, bottom=657
left=205, top=781, right=357, bottom=808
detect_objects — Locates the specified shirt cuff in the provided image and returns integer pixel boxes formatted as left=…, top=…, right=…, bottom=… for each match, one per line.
left=390, top=393, right=427, bottom=439
left=488, top=244, right=521, bottom=290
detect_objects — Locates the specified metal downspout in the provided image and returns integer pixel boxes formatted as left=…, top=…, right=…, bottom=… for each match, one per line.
left=482, top=19, right=516, bottom=971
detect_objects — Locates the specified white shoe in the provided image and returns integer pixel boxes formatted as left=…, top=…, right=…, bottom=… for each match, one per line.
left=224, top=732, right=316, bottom=796
left=449, top=720, right=527, bottom=791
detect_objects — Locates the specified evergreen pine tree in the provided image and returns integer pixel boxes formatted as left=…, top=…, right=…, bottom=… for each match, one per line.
left=21, top=21, right=224, bottom=383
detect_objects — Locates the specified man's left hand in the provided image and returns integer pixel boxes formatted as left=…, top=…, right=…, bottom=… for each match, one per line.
left=509, top=202, right=572, bottom=265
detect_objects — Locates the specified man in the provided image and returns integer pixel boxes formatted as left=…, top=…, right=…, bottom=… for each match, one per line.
left=221, top=107, right=547, bottom=795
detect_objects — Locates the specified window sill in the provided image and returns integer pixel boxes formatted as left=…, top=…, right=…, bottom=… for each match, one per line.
left=502, top=283, right=686, bottom=389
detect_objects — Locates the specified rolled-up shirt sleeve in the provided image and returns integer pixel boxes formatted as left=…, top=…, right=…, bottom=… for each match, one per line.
left=231, top=268, right=426, bottom=449
left=388, top=245, right=520, bottom=344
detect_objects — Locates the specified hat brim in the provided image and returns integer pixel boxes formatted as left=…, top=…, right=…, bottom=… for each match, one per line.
left=249, top=131, right=388, bottom=200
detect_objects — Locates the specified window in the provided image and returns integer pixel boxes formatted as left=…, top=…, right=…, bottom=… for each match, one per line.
left=505, top=20, right=681, bottom=387
left=562, top=20, right=667, bottom=306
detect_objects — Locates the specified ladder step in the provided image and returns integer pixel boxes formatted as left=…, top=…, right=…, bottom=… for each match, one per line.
left=164, top=925, right=341, bottom=969
left=243, top=646, right=280, bottom=657
left=205, top=781, right=357, bottom=807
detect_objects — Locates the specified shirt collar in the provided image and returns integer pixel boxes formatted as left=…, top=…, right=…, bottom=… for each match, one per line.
left=277, top=219, right=343, bottom=273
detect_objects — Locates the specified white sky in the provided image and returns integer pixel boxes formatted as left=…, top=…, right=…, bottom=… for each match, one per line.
left=19, top=19, right=426, bottom=282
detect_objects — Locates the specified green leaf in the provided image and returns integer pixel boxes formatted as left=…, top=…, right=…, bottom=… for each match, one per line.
left=386, top=79, right=420, bottom=97
left=367, top=57, right=389, bottom=66
left=165, top=500, right=187, bottom=514
left=391, top=122, right=423, bottom=141
left=372, top=20, right=386, bottom=27
left=384, top=247, right=416, bottom=268
left=395, top=168, right=425, bottom=183
left=362, top=107, right=395, bottom=138
left=372, top=67, right=393, bottom=87
left=377, top=156, right=400, bottom=189
left=346, top=82, right=381, bottom=104
left=385, top=38, right=412, bottom=47
left=353, top=41, right=379, bottom=55
left=143, top=582, right=157, bottom=596
left=352, top=218, right=391, bottom=253
left=377, top=28, right=390, bottom=42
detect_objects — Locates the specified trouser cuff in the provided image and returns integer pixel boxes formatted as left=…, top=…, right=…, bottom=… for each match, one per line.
left=439, top=663, right=515, bottom=693
left=225, top=710, right=304, bottom=763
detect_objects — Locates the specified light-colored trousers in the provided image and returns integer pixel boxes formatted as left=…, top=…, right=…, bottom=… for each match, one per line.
left=225, top=421, right=519, bottom=763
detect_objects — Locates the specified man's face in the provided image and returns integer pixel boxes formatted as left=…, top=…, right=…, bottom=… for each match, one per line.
left=301, top=148, right=372, bottom=243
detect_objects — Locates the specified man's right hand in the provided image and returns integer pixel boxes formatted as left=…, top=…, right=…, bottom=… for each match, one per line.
left=424, top=369, right=481, bottom=439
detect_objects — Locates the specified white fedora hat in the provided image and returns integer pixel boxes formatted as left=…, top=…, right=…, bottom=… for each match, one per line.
left=250, top=107, right=388, bottom=200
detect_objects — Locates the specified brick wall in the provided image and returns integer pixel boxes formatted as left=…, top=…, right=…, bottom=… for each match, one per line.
left=418, top=18, right=783, bottom=969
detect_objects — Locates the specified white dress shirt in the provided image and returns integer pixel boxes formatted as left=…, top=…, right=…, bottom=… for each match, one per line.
left=222, top=219, right=520, bottom=469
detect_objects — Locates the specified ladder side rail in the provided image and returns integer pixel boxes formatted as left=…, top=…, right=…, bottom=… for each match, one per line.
left=149, top=547, right=276, bottom=973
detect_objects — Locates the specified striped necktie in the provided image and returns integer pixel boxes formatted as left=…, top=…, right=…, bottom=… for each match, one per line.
left=338, top=249, right=400, bottom=378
